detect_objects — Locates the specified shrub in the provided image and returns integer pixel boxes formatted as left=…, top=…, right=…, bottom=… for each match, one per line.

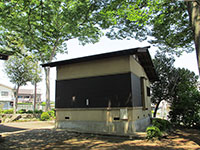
left=3, top=109, right=13, bottom=114
left=152, top=118, right=172, bottom=132
left=146, top=126, right=162, bottom=140
left=26, top=110, right=33, bottom=114
left=18, top=103, right=32, bottom=105
left=34, top=110, right=43, bottom=114
left=0, top=109, right=3, bottom=114
left=169, top=90, right=200, bottom=128
left=17, top=109, right=27, bottom=114
left=41, top=102, right=46, bottom=106
left=40, top=112, right=50, bottom=121
left=47, top=109, right=55, bottom=118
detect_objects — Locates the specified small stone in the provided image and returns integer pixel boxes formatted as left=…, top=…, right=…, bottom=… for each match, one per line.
left=9, top=114, right=22, bottom=122
left=4, top=117, right=10, bottom=123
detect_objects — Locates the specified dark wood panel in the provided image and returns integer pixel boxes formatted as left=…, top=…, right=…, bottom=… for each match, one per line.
left=131, top=73, right=142, bottom=107
left=55, top=73, right=132, bottom=108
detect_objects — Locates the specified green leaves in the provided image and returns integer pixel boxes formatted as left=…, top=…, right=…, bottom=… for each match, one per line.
left=0, top=0, right=105, bottom=62
left=4, top=55, right=33, bottom=86
left=4, top=49, right=42, bottom=87
left=169, top=68, right=200, bottom=127
left=151, top=51, right=200, bottom=125
left=149, top=0, right=194, bottom=54
left=151, top=52, right=176, bottom=104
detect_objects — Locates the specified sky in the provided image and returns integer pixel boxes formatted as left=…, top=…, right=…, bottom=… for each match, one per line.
left=0, top=36, right=199, bottom=101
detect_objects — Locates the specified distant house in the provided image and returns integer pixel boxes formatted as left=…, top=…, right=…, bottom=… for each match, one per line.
left=18, top=89, right=42, bottom=103
left=0, top=84, right=14, bottom=110
left=42, top=46, right=158, bottom=135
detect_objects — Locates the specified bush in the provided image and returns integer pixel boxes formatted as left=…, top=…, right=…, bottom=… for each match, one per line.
left=3, top=109, right=13, bottom=114
left=34, top=110, right=43, bottom=114
left=47, top=109, right=55, bottom=118
left=169, top=91, right=200, bottom=128
left=0, top=109, right=3, bottom=114
left=146, top=126, right=162, bottom=140
left=41, top=102, right=46, bottom=106
left=17, top=109, right=27, bottom=114
left=26, top=110, right=33, bottom=114
left=18, top=103, right=32, bottom=105
left=17, top=109, right=43, bottom=114
left=152, top=118, right=172, bottom=132
left=40, top=112, right=50, bottom=121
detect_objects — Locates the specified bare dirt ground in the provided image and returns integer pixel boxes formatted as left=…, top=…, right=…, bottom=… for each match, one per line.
left=0, top=121, right=200, bottom=150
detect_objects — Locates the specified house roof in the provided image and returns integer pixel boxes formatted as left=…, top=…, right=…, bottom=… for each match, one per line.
left=0, top=83, right=13, bottom=90
left=42, top=46, right=158, bottom=82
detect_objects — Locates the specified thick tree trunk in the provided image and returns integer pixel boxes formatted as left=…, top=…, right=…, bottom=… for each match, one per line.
left=33, top=82, right=37, bottom=112
left=187, top=2, right=200, bottom=75
left=153, top=100, right=162, bottom=118
left=193, top=3, right=200, bottom=75
left=14, top=85, right=20, bottom=114
left=44, top=67, right=51, bottom=111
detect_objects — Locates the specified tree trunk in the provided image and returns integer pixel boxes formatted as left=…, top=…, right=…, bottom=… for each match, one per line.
left=44, top=67, right=51, bottom=111
left=153, top=100, right=162, bottom=118
left=193, top=2, right=200, bottom=75
left=187, top=2, right=200, bottom=75
left=14, top=85, right=20, bottom=114
left=43, top=40, right=58, bottom=112
left=33, top=82, right=37, bottom=112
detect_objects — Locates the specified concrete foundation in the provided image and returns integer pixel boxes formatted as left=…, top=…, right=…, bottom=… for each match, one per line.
left=56, top=109, right=150, bottom=135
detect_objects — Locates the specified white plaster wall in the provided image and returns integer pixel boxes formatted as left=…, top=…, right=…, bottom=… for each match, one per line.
left=0, top=85, right=14, bottom=102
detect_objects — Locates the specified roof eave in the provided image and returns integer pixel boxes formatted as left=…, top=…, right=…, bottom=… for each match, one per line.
left=41, top=46, right=151, bottom=67
left=41, top=46, right=158, bottom=81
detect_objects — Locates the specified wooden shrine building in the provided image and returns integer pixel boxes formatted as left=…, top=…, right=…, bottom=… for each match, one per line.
left=42, top=46, right=157, bottom=135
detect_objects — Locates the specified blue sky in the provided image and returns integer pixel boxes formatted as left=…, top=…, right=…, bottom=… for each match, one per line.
left=0, top=37, right=198, bottom=101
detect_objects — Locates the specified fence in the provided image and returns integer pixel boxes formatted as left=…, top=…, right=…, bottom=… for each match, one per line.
left=17, top=104, right=47, bottom=111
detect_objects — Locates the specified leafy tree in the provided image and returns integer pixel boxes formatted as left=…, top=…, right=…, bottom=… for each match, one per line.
left=0, top=0, right=112, bottom=111
left=149, top=1, right=200, bottom=72
left=151, top=52, right=178, bottom=117
left=96, top=0, right=200, bottom=73
left=152, top=52, right=200, bottom=126
left=1, top=0, right=200, bottom=110
left=169, top=68, right=200, bottom=128
left=0, top=0, right=164, bottom=110
left=29, top=58, right=42, bottom=112
left=2, top=0, right=199, bottom=110
left=4, top=55, right=33, bottom=114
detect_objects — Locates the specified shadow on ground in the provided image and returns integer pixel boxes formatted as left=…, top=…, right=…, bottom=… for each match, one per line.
left=0, top=128, right=200, bottom=150
left=175, top=129, right=200, bottom=146
left=0, top=124, right=26, bottom=133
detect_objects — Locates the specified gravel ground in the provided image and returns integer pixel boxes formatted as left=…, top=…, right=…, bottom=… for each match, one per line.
left=0, top=121, right=200, bottom=150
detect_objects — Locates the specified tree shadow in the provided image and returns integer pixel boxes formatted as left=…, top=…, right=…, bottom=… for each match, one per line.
left=0, top=128, right=198, bottom=150
left=0, top=124, right=27, bottom=133
left=174, top=129, right=200, bottom=146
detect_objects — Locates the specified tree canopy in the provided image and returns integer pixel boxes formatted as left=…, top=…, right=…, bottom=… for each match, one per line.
left=1, top=0, right=200, bottom=111
left=151, top=51, right=200, bottom=125
left=1, top=0, right=199, bottom=64
left=151, top=52, right=177, bottom=117
left=0, top=0, right=127, bottom=110
left=96, top=0, right=200, bottom=72
left=169, top=68, right=200, bottom=128
left=4, top=55, right=34, bottom=113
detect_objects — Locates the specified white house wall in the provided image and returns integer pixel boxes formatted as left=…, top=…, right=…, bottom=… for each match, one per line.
left=0, top=85, right=14, bottom=102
